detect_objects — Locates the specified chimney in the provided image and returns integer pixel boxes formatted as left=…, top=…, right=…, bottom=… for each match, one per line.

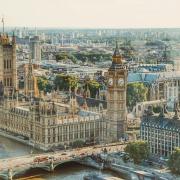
left=147, top=105, right=154, bottom=116
left=173, top=101, right=179, bottom=120
left=159, top=105, right=165, bottom=118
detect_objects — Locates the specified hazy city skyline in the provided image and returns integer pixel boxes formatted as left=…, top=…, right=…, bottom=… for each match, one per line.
left=0, top=0, right=180, bottom=28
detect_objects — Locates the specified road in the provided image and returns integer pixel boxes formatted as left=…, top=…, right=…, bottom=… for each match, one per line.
left=0, top=143, right=126, bottom=172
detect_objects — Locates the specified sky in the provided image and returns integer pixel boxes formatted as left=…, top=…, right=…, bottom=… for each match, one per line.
left=0, top=0, right=180, bottom=28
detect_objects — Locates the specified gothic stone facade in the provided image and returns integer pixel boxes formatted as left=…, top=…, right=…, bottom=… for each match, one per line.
left=0, top=99, right=106, bottom=151
left=0, top=34, right=17, bottom=94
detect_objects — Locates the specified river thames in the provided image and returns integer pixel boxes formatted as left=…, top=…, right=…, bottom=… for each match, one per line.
left=0, top=135, right=125, bottom=180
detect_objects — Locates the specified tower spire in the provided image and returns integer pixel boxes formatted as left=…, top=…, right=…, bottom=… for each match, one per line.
left=112, top=41, right=123, bottom=64
left=113, top=41, right=120, bottom=57
left=12, top=31, right=16, bottom=44
left=1, top=16, right=4, bottom=34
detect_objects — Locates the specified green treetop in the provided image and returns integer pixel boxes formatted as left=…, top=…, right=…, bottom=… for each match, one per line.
left=124, top=141, right=150, bottom=164
left=168, top=148, right=180, bottom=175
left=127, top=82, right=148, bottom=110
left=54, top=74, right=79, bottom=91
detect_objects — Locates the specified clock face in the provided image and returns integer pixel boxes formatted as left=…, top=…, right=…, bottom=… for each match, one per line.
left=108, top=78, right=113, bottom=86
left=118, top=78, right=124, bottom=86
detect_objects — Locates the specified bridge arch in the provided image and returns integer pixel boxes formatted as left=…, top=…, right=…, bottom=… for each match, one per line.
left=8, top=160, right=82, bottom=180
left=0, top=173, right=9, bottom=180
left=53, top=159, right=79, bottom=169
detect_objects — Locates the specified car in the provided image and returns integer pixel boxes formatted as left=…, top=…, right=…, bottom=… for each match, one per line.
left=61, top=153, right=67, bottom=155
left=69, top=154, right=75, bottom=158
left=48, top=156, right=54, bottom=160
left=80, top=153, right=85, bottom=156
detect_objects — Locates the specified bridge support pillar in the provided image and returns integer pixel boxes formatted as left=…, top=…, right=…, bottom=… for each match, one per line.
left=8, top=168, right=13, bottom=180
left=49, top=159, right=54, bottom=172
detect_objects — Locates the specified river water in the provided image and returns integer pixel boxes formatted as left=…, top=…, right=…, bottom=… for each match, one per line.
left=0, top=136, right=125, bottom=180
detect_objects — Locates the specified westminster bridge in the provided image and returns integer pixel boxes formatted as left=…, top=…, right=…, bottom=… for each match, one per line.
left=0, top=143, right=126, bottom=180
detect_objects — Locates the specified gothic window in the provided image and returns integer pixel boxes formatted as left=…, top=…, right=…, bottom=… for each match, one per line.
left=90, top=122, right=94, bottom=130
left=9, top=60, right=10, bottom=69
left=64, top=126, right=67, bottom=134
left=174, top=88, right=177, bottom=97
left=69, top=133, right=73, bottom=140
left=121, top=103, right=124, bottom=109
left=53, top=136, right=55, bottom=143
left=119, top=93, right=123, bottom=100
left=7, top=78, right=9, bottom=86
left=6, top=59, right=9, bottom=69
left=59, top=135, right=62, bottom=142
left=169, top=88, right=172, bottom=97
left=80, top=131, right=84, bottom=138
left=85, top=124, right=89, bottom=137
left=110, top=93, right=113, bottom=100
left=4, top=60, right=6, bottom=69
left=42, top=137, right=45, bottom=143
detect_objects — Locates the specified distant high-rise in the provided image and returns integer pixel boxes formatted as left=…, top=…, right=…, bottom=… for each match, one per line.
left=30, top=36, right=41, bottom=63
left=0, top=33, right=17, bottom=95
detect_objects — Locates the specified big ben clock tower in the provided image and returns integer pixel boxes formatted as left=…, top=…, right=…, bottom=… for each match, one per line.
left=106, top=42, right=128, bottom=142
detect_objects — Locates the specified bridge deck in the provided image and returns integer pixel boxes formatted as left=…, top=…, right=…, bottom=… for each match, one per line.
left=0, top=143, right=126, bottom=173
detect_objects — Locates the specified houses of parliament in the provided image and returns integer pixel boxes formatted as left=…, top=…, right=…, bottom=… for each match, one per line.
left=0, top=33, right=128, bottom=150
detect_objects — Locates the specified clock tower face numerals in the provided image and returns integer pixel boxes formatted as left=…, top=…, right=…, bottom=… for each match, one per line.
left=108, top=78, right=113, bottom=86
left=117, top=78, right=124, bottom=87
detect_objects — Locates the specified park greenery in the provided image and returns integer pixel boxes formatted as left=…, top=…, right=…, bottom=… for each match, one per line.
left=72, top=51, right=111, bottom=63
left=127, top=82, right=148, bottom=110
left=168, top=148, right=180, bottom=175
left=124, top=141, right=150, bottom=164
left=54, top=74, right=79, bottom=91
left=54, top=74, right=101, bottom=98
left=84, top=79, right=101, bottom=98
left=38, top=75, right=148, bottom=109
left=55, top=51, right=77, bottom=63
left=55, top=51, right=111, bottom=64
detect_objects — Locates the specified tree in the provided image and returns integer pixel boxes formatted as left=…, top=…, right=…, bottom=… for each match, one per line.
left=72, top=140, right=85, bottom=148
left=127, top=82, right=148, bottom=110
left=54, top=74, right=79, bottom=91
left=85, top=79, right=101, bottom=98
left=55, top=52, right=77, bottom=64
left=168, top=148, right=180, bottom=174
left=124, top=141, right=150, bottom=164
left=55, top=52, right=67, bottom=61
left=37, top=76, right=52, bottom=93
left=153, top=106, right=161, bottom=113
left=72, top=51, right=111, bottom=63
